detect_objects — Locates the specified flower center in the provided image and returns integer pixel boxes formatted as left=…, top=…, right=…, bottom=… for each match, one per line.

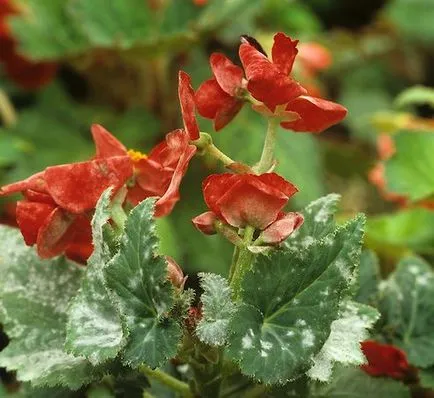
left=127, top=149, right=147, bottom=162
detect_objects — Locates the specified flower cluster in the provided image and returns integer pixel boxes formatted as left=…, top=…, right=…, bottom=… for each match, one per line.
left=0, top=0, right=57, bottom=90
left=195, top=32, right=346, bottom=133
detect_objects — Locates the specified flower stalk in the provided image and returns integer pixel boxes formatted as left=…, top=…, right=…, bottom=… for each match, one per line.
left=139, top=366, right=193, bottom=398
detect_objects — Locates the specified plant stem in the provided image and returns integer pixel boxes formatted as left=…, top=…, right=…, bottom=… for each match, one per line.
left=207, top=143, right=235, bottom=167
left=229, top=225, right=256, bottom=299
left=139, top=366, right=193, bottom=398
left=0, top=89, right=17, bottom=127
left=255, top=117, right=279, bottom=174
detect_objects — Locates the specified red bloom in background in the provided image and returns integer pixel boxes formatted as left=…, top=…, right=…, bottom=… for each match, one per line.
left=297, top=42, right=332, bottom=78
left=128, top=129, right=196, bottom=217
left=192, top=173, right=303, bottom=244
left=239, top=33, right=347, bottom=133
left=195, top=53, right=246, bottom=130
left=361, top=340, right=410, bottom=380
left=0, top=125, right=132, bottom=260
left=0, top=0, right=57, bottom=90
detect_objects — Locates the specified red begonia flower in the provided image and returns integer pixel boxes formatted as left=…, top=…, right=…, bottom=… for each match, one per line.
left=298, top=43, right=332, bottom=77
left=0, top=2, right=57, bottom=90
left=281, top=96, right=347, bottom=133
left=194, top=173, right=301, bottom=239
left=178, top=71, right=200, bottom=140
left=0, top=124, right=133, bottom=260
left=195, top=53, right=245, bottom=130
left=361, top=340, right=410, bottom=380
left=127, top=129, right=196, bottom=217
left=239, top=32, right=306, bottom=111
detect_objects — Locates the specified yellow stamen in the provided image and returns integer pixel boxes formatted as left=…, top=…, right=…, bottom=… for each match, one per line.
left=128, top=149, right=147, bottom=162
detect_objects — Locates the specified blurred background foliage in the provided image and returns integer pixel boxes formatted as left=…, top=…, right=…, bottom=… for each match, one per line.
left=0, top=0, right=433, bottom=279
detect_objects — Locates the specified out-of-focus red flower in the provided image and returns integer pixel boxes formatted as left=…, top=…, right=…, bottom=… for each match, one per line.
left=192, top=173, right=303, bottom=244
left=0, top=0, right=57, bottom=90
left=361, top=340, right=410, bottom=380
left=297, top=42, right=332, bottom=78
left=195, top=53, right=246, bottom=130
left=0, top=201, right=17, bottom=227
left=239, top=33, right=346, bottom=133
left=192, top=0, right=207, bottom=5
left=178, top=71, right=200, bottom=140
left=0, top=125, right=133, bottom=260
left=127, top=129, right=196, bottom=217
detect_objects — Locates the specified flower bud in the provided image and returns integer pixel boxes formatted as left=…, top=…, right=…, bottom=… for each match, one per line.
left=165, top=256, right=185, bottom=288
left=191, top=211, right=217, bottom=235
left=260, top=212, right=304, bottom=244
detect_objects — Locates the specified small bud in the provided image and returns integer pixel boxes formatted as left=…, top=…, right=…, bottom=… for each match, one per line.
left=260, top=212, right=304, bottom=244
left=166, top=256, right=185, bottom=288
left=192, top=211, right=217, bottom=235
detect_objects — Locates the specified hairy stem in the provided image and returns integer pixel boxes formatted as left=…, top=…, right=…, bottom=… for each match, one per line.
left=193, top=132, right=235, bottom=168
left=0, top=89, right=17, bottom=127
left=139, top=366, right=193, bottom=398
left=255, top=117, right=279, bottom=174
left=230, top=226, right=256, bottom=299
left=207, top=143, right=235, bottom=167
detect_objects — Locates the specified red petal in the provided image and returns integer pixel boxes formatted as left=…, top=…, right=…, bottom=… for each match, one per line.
left=196, top=78, right=231, bottom=119
left=260, top=212, right=304, bottom=244
left=155, top=141, right=196, bottom=217
left=257, top=173, right=298, bottom=198
left=271, top=32, right=298, bottom=75
left=240, top=42, right=306, bottom=110
left=91, top=124, right=127, bottom=158
left=202, top=173, right=237, bottom=221
left=36, top=207, right=76, bottom=258
left=16, top=200, right=56, bottom=245
left=0, top=171, right=47, bottom=196
left=361, top=341, right=410, bottom=380
left=377, top=134, right=395, bottom=160
left=214, top=99, right=243, bottom=131
left=24, top=189, right=56, bottom=205
left=64, top=215, right=93, bottom=263
left=210, top=53, right=244, bottom=96
left=216, top=175, right=289, bottom=229
left=178, top=71, right=200, bottom=140
left=282, top=95, right=347, bottom=133
left=44, top=157, right=133, bottom=214
left=192, top=211, right=218, bottom=235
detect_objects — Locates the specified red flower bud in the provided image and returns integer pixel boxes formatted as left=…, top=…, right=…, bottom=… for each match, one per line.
left=361, top=340, right=410, bottom=380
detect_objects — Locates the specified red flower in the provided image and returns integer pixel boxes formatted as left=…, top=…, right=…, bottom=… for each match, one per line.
left=195, top=53, right=246, bottom=130
left=0, top=125, right=133, bottom=259
left=127, top=129, right=196, bottom=217
left=239, top=33, right=347, bottom=133
left=361, top=340, right=410, bottom=380
left=297, top=42, right=332, bottom=78
left=192, top=173, right=303, bottom=244
left=178, top=71, right=200, bottom=140
left=0, top=0, right=57, bottom=90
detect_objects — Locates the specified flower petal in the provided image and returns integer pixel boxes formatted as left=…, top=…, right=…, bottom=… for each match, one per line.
left=202, top=173, right=237, bottom=220
left=0, top=171, right=47, bottom=196
left=178, top=71, right=200, bottom=140
left=16, top=200, right=56, bottom=246
left=64, top=215, right=93, bottom=263
left=210, top=53, right=244, bottom=96
left=44, top=156, right=133, bottom=214
left=91, top=124, right=128, bottom=158
left=260, top=212, right=304, bottom=244
left=282, top=95, right=347, bottom=133
left=192, top=211, right=218, bottom=235
left=271, top=32, right=298, bottom=75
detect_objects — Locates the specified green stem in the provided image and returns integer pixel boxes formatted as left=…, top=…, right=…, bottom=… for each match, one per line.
left=255, top=117, right=279, bottom=174
left=230, top=226, right=256, bottom=299
left=139, top=366, right=193, bottom=398
left=0, top=89, right=17, bottom=127
left=207, top=143, right=235, bottom=167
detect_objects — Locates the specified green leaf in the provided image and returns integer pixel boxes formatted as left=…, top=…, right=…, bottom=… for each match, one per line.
left=384, top=131, right=434, bottom=202
left=307, top=300, right=379, bottom=381
left=379, top=256, right=434, bottom=368
left=355, top=250, right=381, bottom=305
left=395, top=85, right=434, bottom=109
left=196, top=273, right=235, bottom=346
left=104, top=198, right=182, bottom=368
left=311, top=366, right=411, bottom=398
left=366, top=208, right=434, bottom=255
left=226, top=216, right=365, bottom=383
left=0, top=226, right=103, bottom=389
left=65, top=189, right=124, bottom=365
left=286, top=193, right=341, bottom=251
